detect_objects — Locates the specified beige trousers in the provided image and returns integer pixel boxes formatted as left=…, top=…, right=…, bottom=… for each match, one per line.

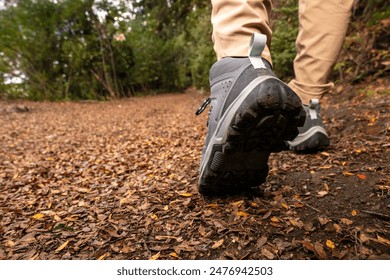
left=211, top=0, right=354, bottom=104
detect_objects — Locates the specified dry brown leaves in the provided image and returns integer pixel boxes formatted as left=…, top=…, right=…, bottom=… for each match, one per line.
left=0, top=90, right=389, bottom=260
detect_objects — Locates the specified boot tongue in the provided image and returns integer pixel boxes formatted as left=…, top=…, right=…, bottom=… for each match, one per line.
left=248, top=33, right=267, bottom=69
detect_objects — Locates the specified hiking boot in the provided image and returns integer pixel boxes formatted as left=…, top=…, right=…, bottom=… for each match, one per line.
left=287, top=99, right=330, bottom=152
left=196, top=33, right=306, bottom=196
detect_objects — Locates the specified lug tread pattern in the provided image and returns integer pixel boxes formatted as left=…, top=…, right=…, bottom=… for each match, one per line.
left=199, top=79, right=306, bottom=196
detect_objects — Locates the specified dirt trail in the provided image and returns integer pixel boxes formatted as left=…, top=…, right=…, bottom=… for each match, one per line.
left=0, top=86, right=389, bottom=260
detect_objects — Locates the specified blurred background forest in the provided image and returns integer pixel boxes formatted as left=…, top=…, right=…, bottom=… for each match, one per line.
left=0, top=0, right=388, bottom=100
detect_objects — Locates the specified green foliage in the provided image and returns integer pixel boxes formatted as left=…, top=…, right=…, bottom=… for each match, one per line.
left=0, top=0, right=214, bottom=99
left=332, top=0, right=389, bottom=84
left=186, top=4, right=215, bottom=90
left=0, top=0, right=134, bottom=100
left=270, top=1, right=299, bottom=81
left=365, top=1, right=390, bottom=26
left=1, top=0, right=385, bottom=100
left=121, top=0, right=214, bottom=94
left=356, top=0, right=389, bottom=24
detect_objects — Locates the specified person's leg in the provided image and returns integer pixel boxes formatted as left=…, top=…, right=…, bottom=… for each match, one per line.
left=211, top=0, right=272, bottom=63
left=289, top=0, right=354, bottom=104
left=287, top=0, right=354, bottom=152
left=197, top=1, right=305, bottom=195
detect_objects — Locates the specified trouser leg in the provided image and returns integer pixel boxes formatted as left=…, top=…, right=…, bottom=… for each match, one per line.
left=211, top=0, right=272, bottom=63
left=288, top=0, right=354, bottom=105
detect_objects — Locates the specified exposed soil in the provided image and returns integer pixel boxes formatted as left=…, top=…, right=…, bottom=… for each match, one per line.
left=0, top=81, right=389, bottom=260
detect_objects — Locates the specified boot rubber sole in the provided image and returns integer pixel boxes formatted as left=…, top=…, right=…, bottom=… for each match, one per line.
left=198, top=76, right=306, bottom=196
left=288, top=126, right=330, bottom=153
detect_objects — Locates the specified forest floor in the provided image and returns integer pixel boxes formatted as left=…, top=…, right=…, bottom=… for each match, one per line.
left=0, top=79, right=389, bottom=260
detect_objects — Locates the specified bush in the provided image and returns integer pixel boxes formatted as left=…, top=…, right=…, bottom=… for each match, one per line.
left=270, top=1, right=299, bottom=81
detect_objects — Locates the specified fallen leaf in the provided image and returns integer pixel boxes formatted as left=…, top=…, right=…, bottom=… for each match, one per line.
left=166, top=252, right=178, bottom=259
left=344, top=172, right=354, bottom=176
left=198, top=225, right=207, bottom=237
left=174, top=241, right=194, bottom=253
left=317, top=191, right=328, bottom=197
left=281, top=203, right=289, bottom=209
left=211, top=239, right=224, bottom=249
left=318, top=217, right=331, bottom=225
left=340, top=218, right=353, bottom=225
left=78, top=201, right=86, bottom=207
left=376, top=235, right=390, bottom=246
left=289, top=218, right=304, bottom=228
left=304, top=221, right=315, bottom=232
left=119, top=198, right=127, bottom=206
left=55, top=240, right=69, bottom=252
left=261, top=248, right=275, bottom=260
left=206, top=203, right=219, bottom=208
left=179, top=193, right=193, bottom=197
left=271, top=217, right=280, bottom=223
left=314, top=242, right=328, bottom=259
left=286, top=227, right=295, bottom=234
left=257, top=236, right=268, bottom=248
left=359, top=233, right=371, bottom=243
left=155, top=235, right=181, bottom=241
left=274, top=239, right=292, bottom=250
left=323, top=183, right=330, bottom=191
left=294, top=202, right=305, bottom=208
left=32, top=213, right=44, bottom=220
left=212, top=221, right=226, bottom=231
left=6, top=240, right=15, bottom=247
left=149, top=252, right=161, bottom=260
left=357, top=174, right=366, bottom=180
left=302, top=240, right=315, bottom=252
left=334, top=223, right=343, bottom=233
left=98, top=253, right=109, bottom=260
left=231, top=200, right=244, bottom=207
left=262, top=211, right=272, bottom=219
left=326, top=239, right=335, bottom=249
left=270, top=222, right=283, bottom=228
left=18, top=233, right=36, bottom=244
left=351, top=210, right=358, bottom=216
left=359, top=234, right=390, bottom=246
left=236, top=211, right=250, bottom=217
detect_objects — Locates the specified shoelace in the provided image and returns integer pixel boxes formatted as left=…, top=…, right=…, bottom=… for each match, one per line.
left=195, top=98, right=211, bottom=115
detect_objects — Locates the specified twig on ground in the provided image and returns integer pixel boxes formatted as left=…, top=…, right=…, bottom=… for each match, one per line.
left=304, top=203, right=321, bottom=213
left=361, top=210, right=390, bottom=220
left=354, top=229, right=360, bottom=260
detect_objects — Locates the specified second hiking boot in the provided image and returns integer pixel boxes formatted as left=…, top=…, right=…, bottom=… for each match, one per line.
left=287, top=98, right=330, bottom=152
left=196, top=33, right=306, bottom=196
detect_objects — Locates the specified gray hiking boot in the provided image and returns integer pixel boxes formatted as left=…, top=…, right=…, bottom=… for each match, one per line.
left=196, top=33, right=306, bottom=196
left=287, top=99, right=330, bottom=152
